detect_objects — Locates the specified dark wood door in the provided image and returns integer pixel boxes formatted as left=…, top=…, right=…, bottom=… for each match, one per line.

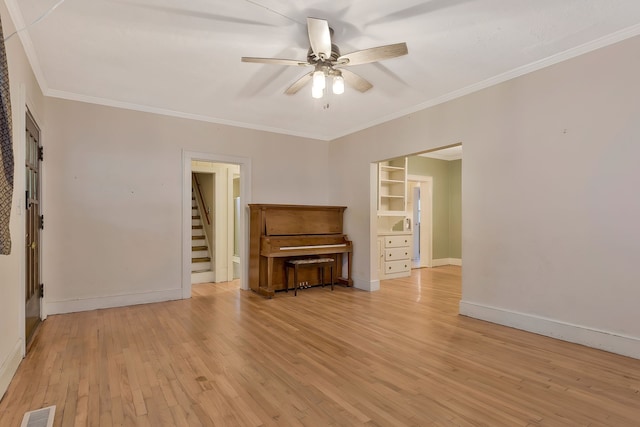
left=25, top=109, right=41, bottom=344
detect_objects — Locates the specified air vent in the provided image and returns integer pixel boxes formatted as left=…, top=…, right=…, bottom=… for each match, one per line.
left=20, top=405, right=55, bottom=427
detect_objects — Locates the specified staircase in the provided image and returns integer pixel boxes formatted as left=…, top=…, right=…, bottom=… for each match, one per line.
left=191, top=191, right=215, bottom=283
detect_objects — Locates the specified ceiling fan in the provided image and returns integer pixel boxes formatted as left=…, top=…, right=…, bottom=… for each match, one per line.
left=241, top=17, right=408, bottom=98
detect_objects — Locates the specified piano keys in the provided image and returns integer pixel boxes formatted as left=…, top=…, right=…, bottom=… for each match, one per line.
left=249, top=204, right=353, bottom=298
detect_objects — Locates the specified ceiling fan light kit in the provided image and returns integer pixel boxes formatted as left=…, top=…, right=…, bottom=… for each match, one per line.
left=311, top=66, right=344, bottom=98
left=332, top=73, right=345, bottom=95
left=241, top=17, right=408, bottom=99
left=312, top=84, right=323, bottom=99
left=313, top=69, right=326, bottom=90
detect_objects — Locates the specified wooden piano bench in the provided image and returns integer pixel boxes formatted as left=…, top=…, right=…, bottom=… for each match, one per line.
left=284, top=258, right=335, bottom=296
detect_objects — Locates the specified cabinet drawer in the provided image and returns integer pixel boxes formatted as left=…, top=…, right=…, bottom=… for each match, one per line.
left=385, top=247, right=410, bottom=261
left=384, top=235, right=411, bottom=248
left=384, top=259, right=411, bottom=274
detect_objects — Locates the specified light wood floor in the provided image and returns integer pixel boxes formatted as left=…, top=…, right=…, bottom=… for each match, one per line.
left=1, top=266, right=639, bottom=426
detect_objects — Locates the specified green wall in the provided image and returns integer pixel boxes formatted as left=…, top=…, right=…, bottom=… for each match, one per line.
left=407, top=156, right=462, bottom=260
left=448, top=159, right=462, bottom=259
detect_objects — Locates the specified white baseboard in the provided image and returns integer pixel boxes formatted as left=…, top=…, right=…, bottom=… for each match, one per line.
left=0, top=340, right=23, bottom=401
left=432, top=258, right=462, bottom=267
left=459, top=300, right=640, bottom=360
left=192, top=271, right=215, bottom=284
left=47, top=288, right=184, bottom=315
left=355, top=278, right=379, bottom=292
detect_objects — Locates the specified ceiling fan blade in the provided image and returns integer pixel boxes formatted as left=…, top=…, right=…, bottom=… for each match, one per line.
left=338, top=43, right=408, bottom=66
left=307, top=17, right=332, bottom=60
left=241, top=57, right=309, bottom=66
left=340, top=69, right=373, bottom=93
left=285, top=72, right=313, bottom=95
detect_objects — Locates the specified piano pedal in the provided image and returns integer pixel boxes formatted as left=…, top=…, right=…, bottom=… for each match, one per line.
left=298, top=281, right=310, bottom=289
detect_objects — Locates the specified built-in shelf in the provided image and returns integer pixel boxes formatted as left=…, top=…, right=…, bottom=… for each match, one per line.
left=378, top=158, right=408, bottom=216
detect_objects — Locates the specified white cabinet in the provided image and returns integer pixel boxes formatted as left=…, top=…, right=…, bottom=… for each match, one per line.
left=377, top=157, right=411, bottom=279
left=378, top=158, right=407, bottom=215
left=378, top=232, right=412, bottom=280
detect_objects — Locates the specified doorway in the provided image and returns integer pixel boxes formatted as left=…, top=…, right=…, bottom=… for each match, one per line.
left=25, top=109, right=42, bottom=344
left=182, top=151, right=251, bottom=298
left=372, top=144, right=462, bottom=284
left=191, top=161, right=238, bottom=284
left=407, top=175, right=433, bottom=268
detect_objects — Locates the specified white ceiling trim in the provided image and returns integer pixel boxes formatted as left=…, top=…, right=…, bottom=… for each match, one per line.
left=7, top=1, right=640, bottom=142
left=44, top=88, right=329, bottom=141
left=335, top=22, right=640, bottom=141
left=5, top=0, right=50, bottom=95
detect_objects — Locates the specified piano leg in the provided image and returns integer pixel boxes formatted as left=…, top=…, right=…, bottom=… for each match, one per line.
left=347, top=251, right=353, bottom=286
left=284, top=264, right=289, bottom=292
left=267, top=257, right=274, bottom=298
left=335, top=252, right=353, bottom=287
left=329, top=261, right=334, bottom=291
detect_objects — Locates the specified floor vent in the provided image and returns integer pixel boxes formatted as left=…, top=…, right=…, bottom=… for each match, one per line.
left=20, top=405, right=55, bottom=427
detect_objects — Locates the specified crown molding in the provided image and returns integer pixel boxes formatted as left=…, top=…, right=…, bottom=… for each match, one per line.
left=45, top=89, right=330, bottom=141
left=334, top=22, right=640, bottom=141
left=4, top=0, right=50, bottom=95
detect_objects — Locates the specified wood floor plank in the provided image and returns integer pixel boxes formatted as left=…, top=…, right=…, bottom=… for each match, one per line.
left=1, top=266, right=639, bottom=426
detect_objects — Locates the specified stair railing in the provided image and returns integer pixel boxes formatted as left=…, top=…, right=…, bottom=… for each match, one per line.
left=192, top=173, right=211, bottom=225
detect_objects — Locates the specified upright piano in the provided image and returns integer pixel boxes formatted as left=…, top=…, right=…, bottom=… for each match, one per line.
left=249, top=204, right=353, bottom=298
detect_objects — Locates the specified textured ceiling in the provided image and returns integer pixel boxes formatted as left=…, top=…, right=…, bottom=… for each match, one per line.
left=5, top=0, right=640, bottom=140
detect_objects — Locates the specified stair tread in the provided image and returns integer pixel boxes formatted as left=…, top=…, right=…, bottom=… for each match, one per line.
left=192, top=225, right=203, bottom=229
left=192, top=246, right=208, bottom=251
left=192, top=257, right=211, bottom=262
left=192, top=236, right=205, bottom=240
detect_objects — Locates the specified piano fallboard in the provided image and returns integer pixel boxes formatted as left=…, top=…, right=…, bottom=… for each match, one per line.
left=261, top=235, right=352, bottom=258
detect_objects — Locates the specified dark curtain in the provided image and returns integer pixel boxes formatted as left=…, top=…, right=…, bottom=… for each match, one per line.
left=0, top=16, right=14, bottom=255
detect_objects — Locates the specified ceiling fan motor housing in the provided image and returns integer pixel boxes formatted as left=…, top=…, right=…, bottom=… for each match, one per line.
left=307, top=44, right=341, bottom=65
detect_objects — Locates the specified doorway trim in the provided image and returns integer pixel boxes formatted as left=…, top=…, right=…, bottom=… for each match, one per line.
left=12, top=86, right=47, bottom=359
left=24, top=107, right=43, bottom=346
left=182, top=150, right=251, bottom=298
left=407, top=174, right=433, bottom=268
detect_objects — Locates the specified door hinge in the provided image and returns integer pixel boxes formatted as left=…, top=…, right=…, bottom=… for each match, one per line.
left=38, top=146, right=44, bottom=161
left=39, top=283, right=44, bottom=298
left=39, top=214, right=44, bottom=230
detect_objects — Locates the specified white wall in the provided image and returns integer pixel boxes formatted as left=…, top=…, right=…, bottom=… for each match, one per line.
left=42, top=98, right=330, bottom=313
left=330, top=35, right=640, bottom=358
left=0, top=4, right=46, bottom=398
